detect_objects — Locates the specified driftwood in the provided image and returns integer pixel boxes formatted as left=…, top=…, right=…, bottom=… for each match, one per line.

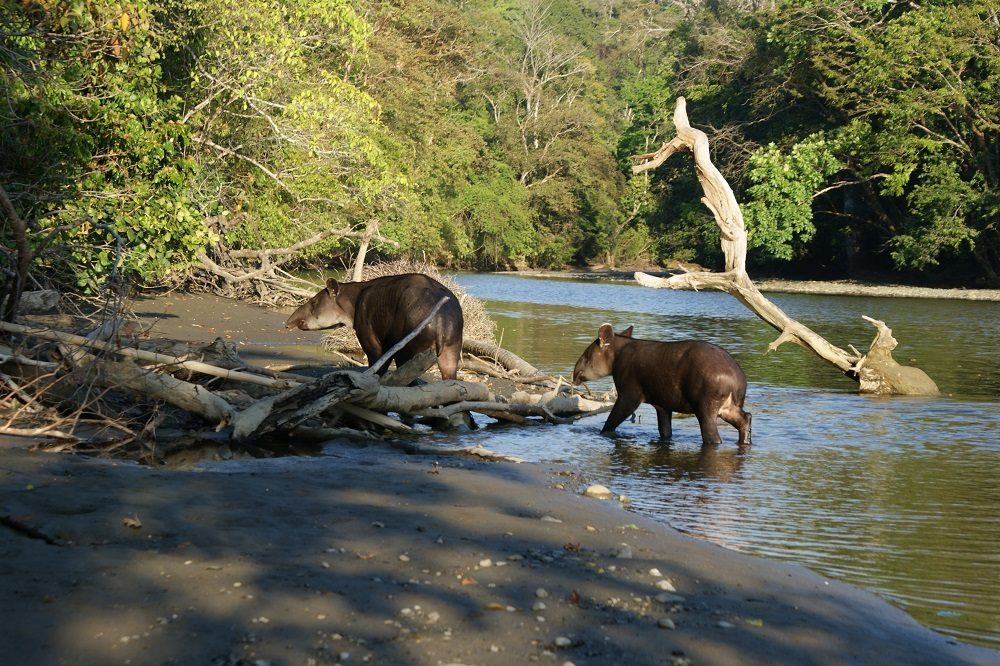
left=1, top=289, right=613, bottom=459
left=0, top=321, right=294, bottom=389
left=91, top=359, right=237, bottom=424
left=463, top=339, right=541, bottom=377
left=631, top=97, right=938, bottom=396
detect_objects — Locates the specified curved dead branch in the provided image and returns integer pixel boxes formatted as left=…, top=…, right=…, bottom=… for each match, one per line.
left=631, top=97, right=937, bottom=395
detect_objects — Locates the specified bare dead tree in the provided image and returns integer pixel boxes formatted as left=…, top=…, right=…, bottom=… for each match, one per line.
left=631, top=97, right=938, bottom=395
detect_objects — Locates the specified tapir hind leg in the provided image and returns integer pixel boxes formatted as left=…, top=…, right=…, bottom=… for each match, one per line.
left=436, top=342, right=461, bottom=381
left=718, top=394, right=752, bottom=447
left=695, top=402, right=723, bottom=446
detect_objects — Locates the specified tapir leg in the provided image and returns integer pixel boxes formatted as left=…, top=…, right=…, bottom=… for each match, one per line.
left=719, top=394, right=752, bottom=447
left=695, top=402, right=723, bottom=446
left=653, top=405, right=673, bottom=440
left=359, top=339, right=388, bottom=375
left=602, top=394, right=642, bottom=434
left=437, top=345, right=460, bottom=381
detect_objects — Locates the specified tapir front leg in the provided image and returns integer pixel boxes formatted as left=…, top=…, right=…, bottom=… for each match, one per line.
left=602, top=393, right=642, bottom=434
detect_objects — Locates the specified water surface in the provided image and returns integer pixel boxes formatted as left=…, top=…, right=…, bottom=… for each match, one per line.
left=448, top=273, right=1000, bottom=648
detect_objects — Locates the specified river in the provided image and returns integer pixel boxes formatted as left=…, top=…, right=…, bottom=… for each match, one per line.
left=445, top=272, right=1000, bottom=649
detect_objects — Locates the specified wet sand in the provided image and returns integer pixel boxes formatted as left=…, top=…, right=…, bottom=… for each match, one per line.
left=2, top=446, right=997, bottom=666
left=1, top=289, right=998, bottom=664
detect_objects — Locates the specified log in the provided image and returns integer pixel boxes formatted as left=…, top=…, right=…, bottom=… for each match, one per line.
left=88, top=358, right=236, bottom=424
left=231, top=370, right=380, bottom=441
left=380, top=349, right=436, bottom=386
left=359, top=380, right=490, bottom=412
left=411, top=400, right=574, bottom=425
left=0, top=321, right=293, bottom=389
left=631, top=97, right=938, bottom=396
left=463, top=339, right=541, bottom=377
left=855, top=316, right=938, bottom=395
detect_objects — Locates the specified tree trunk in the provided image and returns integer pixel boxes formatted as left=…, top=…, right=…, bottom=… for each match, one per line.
left=352, top=218, right=379, bottom=282
left=0, top=183, right=30, bottom=322
left=631, top=97, right=937, bottom=396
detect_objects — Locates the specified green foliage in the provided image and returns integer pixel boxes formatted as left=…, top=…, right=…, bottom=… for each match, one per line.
left=756, top=0, right=999, bottom=277
left=744, top=133, right=844, bottom=260
left=3, top=0, right=998, bottom=287
left=890, top=156, right=977, bottom=269
left=1, top=1, right=211, bottom=289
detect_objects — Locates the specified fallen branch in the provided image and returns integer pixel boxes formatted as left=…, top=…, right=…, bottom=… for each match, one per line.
left=87, top=358, right=236, bottom=425
left=463, top=339, right=541, bottom=377
left=383, top=439, right=525, bottom=463
left=411, top=400, right=573, bottom=425
left=631, top=97, right=938, bottom=396
left=0, top=321, right=293, bottom=389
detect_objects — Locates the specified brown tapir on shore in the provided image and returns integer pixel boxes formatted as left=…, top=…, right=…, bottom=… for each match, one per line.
left=572, top=323, right=751, bottom=446
left=286, top=273, right=464, bottom=380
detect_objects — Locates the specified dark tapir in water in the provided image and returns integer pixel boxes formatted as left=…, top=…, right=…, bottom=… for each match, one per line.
left=286, top=273, right=464, bottom=380
left=572, top=323, right=751, bottom=446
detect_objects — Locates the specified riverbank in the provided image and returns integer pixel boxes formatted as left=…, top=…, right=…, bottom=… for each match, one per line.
left=509, top=269, right=1000, bottom=302
left=3, top=444, right=998, bottom=666
left=2, top=287, right=999, bottom=664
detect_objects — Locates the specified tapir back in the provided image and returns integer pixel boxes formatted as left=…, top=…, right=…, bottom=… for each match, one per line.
left=615, top=339, right=747, bottom=415
left=353, top=274, right=464, bottom=354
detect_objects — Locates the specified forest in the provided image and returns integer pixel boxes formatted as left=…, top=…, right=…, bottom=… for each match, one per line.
left=2, top=0, right=998, bottom=299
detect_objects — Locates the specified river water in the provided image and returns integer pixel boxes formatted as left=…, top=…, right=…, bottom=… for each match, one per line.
left=446, top=273, right=1000, bottom=649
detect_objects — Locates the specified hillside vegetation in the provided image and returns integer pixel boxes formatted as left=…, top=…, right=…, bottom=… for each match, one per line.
left=2, top=0, right=998, bottom=294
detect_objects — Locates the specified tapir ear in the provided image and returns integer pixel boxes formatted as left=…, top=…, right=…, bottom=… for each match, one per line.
left=325, top=278, right=339, bottom=296
left=598, top=323, right=614, bottom=347
left=621, top=325, right=633, bottom=338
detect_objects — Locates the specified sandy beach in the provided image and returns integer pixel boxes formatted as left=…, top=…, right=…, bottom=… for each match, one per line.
left=2, top=444, right=998, bottom=666
left=2, top=286, right=999, bottom=665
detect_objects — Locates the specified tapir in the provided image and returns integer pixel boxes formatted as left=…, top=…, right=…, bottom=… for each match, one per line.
left=572, top=323, right=751, bottom=446
left=286, top=273, right=464, bottom=380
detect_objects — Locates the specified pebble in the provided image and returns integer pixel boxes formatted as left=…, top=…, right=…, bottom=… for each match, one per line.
left=583, top=484, right=613, bottom=499
left=613, top=543, right=633, bottom=559
left=658, top=617, right=676, bottom=630
left=716, top=620, right=735, bottom=629
left=398, top=554, right=410, bottom=562
left=649, top=568, right=662, bottom=577
left=654, top=592, right=686, bottom=604
left=479, top=559, right=493, bottom=568
left=554, top=636, right=572, bottom=648
left=655, top=579, right=677, bottom=592
left=532, top=601, right=547, bottom=611
left=541, top=515, right=563, bottom=523
left=535, top=588, right=549, bottom=599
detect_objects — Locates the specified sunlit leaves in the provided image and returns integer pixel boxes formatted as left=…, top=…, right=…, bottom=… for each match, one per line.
left=744, top=133, right=844, bottom=260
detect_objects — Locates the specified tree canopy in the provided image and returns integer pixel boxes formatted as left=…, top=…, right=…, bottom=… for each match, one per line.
left=2, top=0, right=998, bottom=290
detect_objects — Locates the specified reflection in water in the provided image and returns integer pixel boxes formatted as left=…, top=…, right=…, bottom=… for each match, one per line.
left=610, top=440, right=748, bottom=484
left=449, top=273, right=1000, bottom=649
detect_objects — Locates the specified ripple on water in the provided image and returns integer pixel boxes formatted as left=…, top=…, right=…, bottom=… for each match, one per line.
left=449, top=274, right=1000, bottom=648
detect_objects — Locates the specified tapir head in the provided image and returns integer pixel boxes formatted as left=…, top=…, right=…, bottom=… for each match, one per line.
left=285, top=278, right=354, bottom=331
left=572, top=323, right=632, bottom=384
